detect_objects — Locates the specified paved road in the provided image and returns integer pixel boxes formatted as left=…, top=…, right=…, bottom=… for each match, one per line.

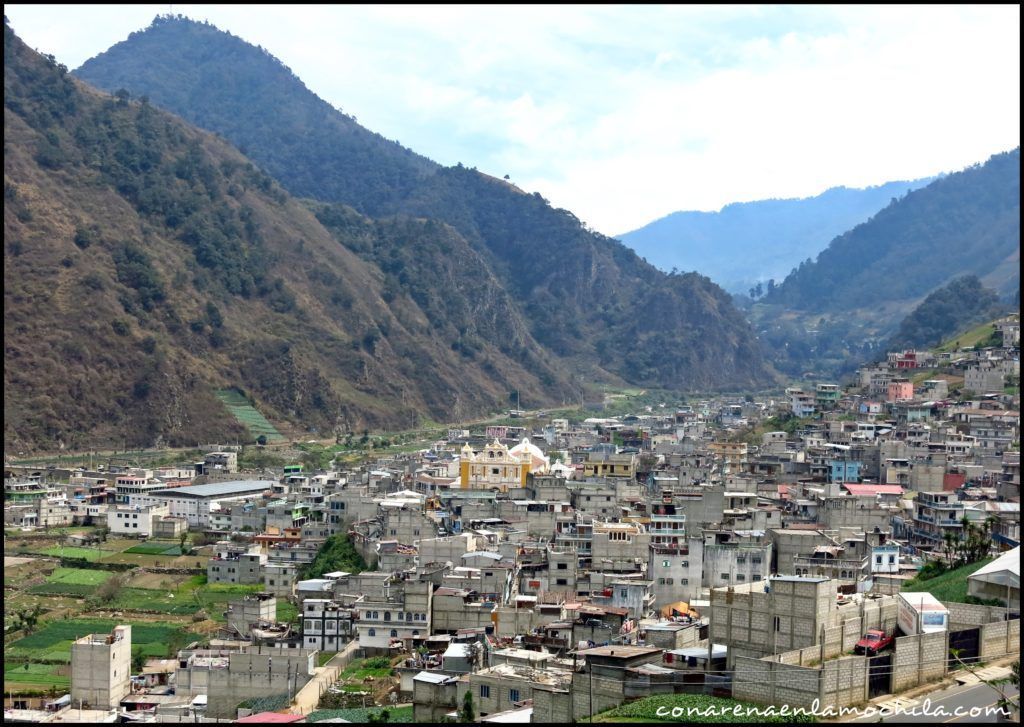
left=848, top=680, right=1018, bottom=723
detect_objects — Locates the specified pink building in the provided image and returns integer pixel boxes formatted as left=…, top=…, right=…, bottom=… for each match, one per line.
left=887, top=379, right=914, bottom=402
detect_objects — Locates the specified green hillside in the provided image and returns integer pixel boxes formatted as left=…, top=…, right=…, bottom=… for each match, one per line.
left=215, top=388, right=284, bottom=441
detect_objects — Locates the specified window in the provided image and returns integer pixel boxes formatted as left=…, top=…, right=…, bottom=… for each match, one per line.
left=665, top=578, right=673, bottom=585
left=681, top=561, right=689, bottom=567
left=480, top=685, right=490, bottom=698
left=492, top=468, right=500, bottom=475
left=557, top=563, right=568, bottom=570
left=305, top=620, right=314, bottom=631
left=384, top=612, right=391, bottom=621
left=662, top=560, right=670, bottom=567
left=681, top=578, right=689, bottom=585
left=619, top=589, right=628, bottom=599
left=736, top=574, right=745, bottom=582
left=753, top=573, right=761, bottom=581
left=556, top=578, right=568, bottom=586
left=390, top=629, right=398, bottom=638
left=658, top=578, right=666, bottom=585
left=875, top=555, right=883, bottom=564
left=369, top=628, right=376, bottom=637
left=752, top=557, right=762, bottom=565
left=510, top=688, right=521, bottom=703
left=721, top=574, right=730, bottom=581
left=888, top=555, right=896, bottom=564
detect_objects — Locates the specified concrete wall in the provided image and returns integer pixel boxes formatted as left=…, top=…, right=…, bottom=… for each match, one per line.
left=892, top=630, right=948, bottom=693
left=204, top=648, right=315, bottom=718
left=946, top=601, right=1014, bottom=629
left=532, top=684, right=572, bottom=722
left=571, top=671, right=626, bottom=720
left=823, top=656, right=868, bottom=708
left=980, top=618, right=1021, bottom=661
left=733, top=656, right=821, bottom=709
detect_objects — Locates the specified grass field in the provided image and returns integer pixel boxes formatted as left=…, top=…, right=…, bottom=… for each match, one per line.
left=902, top=558, right=994, bottom=603
left=39, top=545, right=112, bottom=561
left=124, top=542, right=184, bottom=556
left=216, top=388, right=285, bottom=441
left=936, top=321, right=997, bottom=353
left=45, top=568, right=113, bottom=586
left=7, top=620, right=201, bottom=662
left=4, top=662, right=70, bottom=689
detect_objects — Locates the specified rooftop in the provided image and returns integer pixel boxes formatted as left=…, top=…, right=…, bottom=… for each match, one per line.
left=148, top=480, right=271, bottom=499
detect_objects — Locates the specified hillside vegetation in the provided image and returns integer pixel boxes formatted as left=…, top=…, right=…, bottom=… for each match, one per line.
left=3, top=20, right=577, bottom=451
left=76, top=15, right=772, bottom=394
left=885, top=276, right=1007, bottom=351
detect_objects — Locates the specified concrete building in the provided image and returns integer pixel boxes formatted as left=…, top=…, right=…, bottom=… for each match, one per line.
left=301, top=599, right=355, bottom=652
left=71, top=625, right=131, bottom=709
left=225, top=592, right=276, bottom=638
left=207, top=543, right=267, bottom=585
left=355, top=579, right=433, bottom=650
left=709, top=576, right=836, bottom=667
left=134, top=480, right=272, bottom=528
left=106, top=503, right=170, bottom=537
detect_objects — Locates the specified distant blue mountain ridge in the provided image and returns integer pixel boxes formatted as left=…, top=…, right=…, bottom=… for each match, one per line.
left=617, top=178, right=936, bottom=295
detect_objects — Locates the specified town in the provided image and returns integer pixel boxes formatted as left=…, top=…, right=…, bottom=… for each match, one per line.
left=3, top=315, right=1020, bottom=724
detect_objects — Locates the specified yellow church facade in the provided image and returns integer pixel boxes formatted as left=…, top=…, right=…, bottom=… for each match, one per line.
left=459, top=438, right=549, bottom=491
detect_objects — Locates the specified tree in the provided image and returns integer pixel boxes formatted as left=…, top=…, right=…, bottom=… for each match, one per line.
left=367, top=709, right=390, bottom=724
left=179, top=530, right=191, bottom=556
left=96, top=573, right=125, bottom=603
left=460, top=690, right=475, bottom=722
left=132, top=645, right=147, bottom=674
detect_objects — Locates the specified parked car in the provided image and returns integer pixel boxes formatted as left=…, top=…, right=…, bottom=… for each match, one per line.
left=854, top=628, right=894, bottom=655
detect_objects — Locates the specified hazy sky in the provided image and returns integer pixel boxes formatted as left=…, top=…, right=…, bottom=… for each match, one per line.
left=5, top=4, right=1020, bottom=235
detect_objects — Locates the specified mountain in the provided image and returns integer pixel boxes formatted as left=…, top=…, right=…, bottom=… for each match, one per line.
left=617, top=179, right=934, bottom=294
left=750, top=149, right=1020, bottom=377
left=884, top=276, right=1006, bottom=351
left=765, top=149, right=1021, bottom=312
left=3, top=21, right=578, bottom=452
left=75, top=15, right=771, bottom=393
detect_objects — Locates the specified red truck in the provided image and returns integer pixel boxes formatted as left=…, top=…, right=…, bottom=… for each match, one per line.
left=854, top=628, right=894, bottom=655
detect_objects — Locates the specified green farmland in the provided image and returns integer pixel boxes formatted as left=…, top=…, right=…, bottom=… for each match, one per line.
left=7, top=619, right=201, bottom=662
left=216, top=388, right=284, bottom=441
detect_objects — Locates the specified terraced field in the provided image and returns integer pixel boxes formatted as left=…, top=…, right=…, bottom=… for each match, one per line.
left=3, top=662, right=70, bottom=691
left=215, top=388, right=285, bottom=441
left=7, top=619, right=201, bottom=662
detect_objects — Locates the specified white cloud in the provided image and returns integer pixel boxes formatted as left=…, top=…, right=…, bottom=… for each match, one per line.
left=4, top=4, right=1019, bottom=234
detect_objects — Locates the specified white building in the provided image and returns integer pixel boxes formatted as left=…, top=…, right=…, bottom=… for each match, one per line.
left=106, top=503, right=170, bottom=537
left=131, top=480, right=271, bottom=528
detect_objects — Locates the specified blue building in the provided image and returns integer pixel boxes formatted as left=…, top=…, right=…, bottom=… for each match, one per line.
left=829, top=459, right=862, bottom=484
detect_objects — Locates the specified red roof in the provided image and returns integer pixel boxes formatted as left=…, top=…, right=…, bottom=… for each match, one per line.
left=842, top=484, right=904, bottom=497
left=236, top=713, right=305, bottom=723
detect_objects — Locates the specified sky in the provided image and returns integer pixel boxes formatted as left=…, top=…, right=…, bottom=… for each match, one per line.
left=5, top=4, right=1021, bottom=236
